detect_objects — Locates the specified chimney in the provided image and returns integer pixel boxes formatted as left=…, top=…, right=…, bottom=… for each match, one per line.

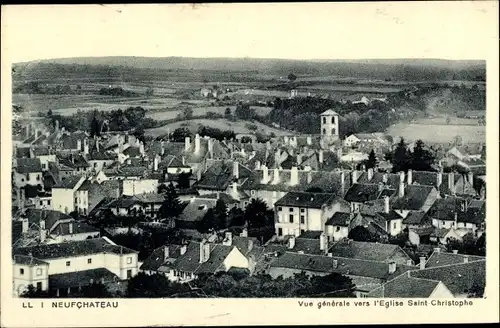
left=139, top=141, right=145, bottom=156
left=288, top=235, right=296, bottom=249
left=467, top=171, right=473, bottom=185
left=233, top=161, right=239, bottom=179
left=437, top=171, right=443, bottom=188
left=448, top=172, right=455, bottom=194
left=154, top=155, right=160, bottom=171
left=284, top=136, right=289, bottom=144
left=35, top=128, right=40, bottom=139
left=337, top=147, right=342, bottom=159
left=307, top=136, right=312, bottom=145
left=39, top=219, right=46, bottom=242
left=398, top=174, right=405, bottom=197
left=388, top=261, right=397, bottom=274
left=208, top=139, right=214, bottom=158
left=223, top=231, right=233, bottom=246
left=272, top=167, right=280, bottom=184
left=182, top=156, right=186, bottom=165
left=77, top=139, right=82, bottom=151
left=452, top=249, right=458, bottom=254
left=384, top=196, right=390, bottom=214
left=307, top=170, right=313, bottom=184
left=240, top=228, right=248, bottom=237
left=352, top=171, right=358, bottom=184
left=185, top=137, right=191, bottom=151
left=69, top=222, right=73, bottom=234
left=332, top=259, right=338, bottom=269
left=290, top=166, right=299, bottom=186
left=319, top=233, right=328, bottom=253
left=406, top=259, right=413, bottom=266
left=197, top=168, right=202, bottom=181
left=21, top=218, right=29, bottom=233
left=463, top=256, right=469, bottom=263
left=419, top=257, right=426, bottom=270
left=55, top=120, right=60, bottom=132
left=454, top=211, right=458, bottom=228
left=274, top=149, right=281, bottom=166
left=266, top=141, right=271, bottom=150
left=297, top=154, right=303, bottom=166
left=195, top=134, right=201, bottom=154
left=96, top=138, right=100, bottom=153
left=261, top=165, right=269, bottom=183
left=83, top=139, right=89, bottom=155
left=318, top=150, right=324, bottom=164
left=340, top=171, right=346, bottom=196
left=199, top=239, right=210, bottom=263
left=382, top=173, right=388, bottom=184
left=180, top=244, right=187, bottom=255
left=407, top=169, right=413, bottom=185
left=255, top=160, right=261, bottom=170
left=232, top=182, right=238, bottom=194
left=367, top=168, right=374, bottom=181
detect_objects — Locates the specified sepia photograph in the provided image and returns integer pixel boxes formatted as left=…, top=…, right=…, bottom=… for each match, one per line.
left=1, top=2, right=498, bottom=327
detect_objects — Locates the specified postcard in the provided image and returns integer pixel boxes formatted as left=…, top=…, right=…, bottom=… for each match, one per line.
left=1, top=2, right=499, bottom=327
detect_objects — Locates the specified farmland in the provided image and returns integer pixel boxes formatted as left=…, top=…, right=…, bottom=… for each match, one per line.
left=145, top=118, right=293, bottom=138
left=386, top=123, right=485, bottom=144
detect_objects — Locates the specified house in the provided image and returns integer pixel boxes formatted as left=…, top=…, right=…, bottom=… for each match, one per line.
left=343, top=133, right=389, bottom=148
left=268, top=251, right=415, bottom=297
left=31, top=147, right=57, bottom=171
left=327, top=240, right=413, bottom=266
left=159, top=155, right=192, bottom=174
left=391, top=184, right=440, bottom=218
left=57, top=154, right=91, bottom=176
left=175, top=197, right=217, bottom=229
left=134, top=192, right=165, bottom=217
left=87, top=151, right=116, bottom=173
left=281, top=232, right=330, bottom=256
left=122, top=178, right=159, bottom=196
left=325, top=212, right=352, bottom=241
left=13, top=158, right=43, bottom=188
left=274, top=191, right=350, bottom=238
left=344, top=183, right=381, bottom=212
left=429, top=228, right=463, bottom=245
left=140, top=239, right=249, bottom=283
left=447, top=145, right=483, bottom=160
left=102, top=196, right=145, bottom=217
left=12, top=238, right=138, bottom=297
left=51, top=176, right=86, bottom=214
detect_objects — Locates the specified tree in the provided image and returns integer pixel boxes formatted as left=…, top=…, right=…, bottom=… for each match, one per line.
left=467, top=282, right=485, bottom=298
left=197, top=208, right=217, bottom=233
left=177, top=172, right=191, bottom=189
left=182, top=107, right=194, bottom=120
left=224, top=107, right=232, bottom=119
left=158, top=183, right=183, bottom=220
left=213, top=199, right=228, bottom=230
left=410, top=139, right=435, bottom=171
left=288, top=73, right=297, bottom=82
left=145, top=87, right=154, bottom=96
left=366, top=149, right=378, bottom=169
left=348, top=226, right=380, bottom=243
left=126, top=272, right=189, bottom=298
left=47, top=109, right=53, bottom=117
left=90, top=111, right=101, bottom=137
left=391, top=138, right=410, bottom=173
left=79, top=282, right=113, bottom=298
left=228, top=207, right=245, bottom=227
left=244, top=198, right=273, bottom=229
left=20, top=285, right=50, bottom=298
left=170, top=128, right=192, bottom=142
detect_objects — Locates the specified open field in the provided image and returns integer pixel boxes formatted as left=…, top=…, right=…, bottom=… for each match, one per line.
left=145, top=118, right=294, bottom=138
left=410, top=117, right=482, bottom=126
left=386, top=123, right=485, bottom=144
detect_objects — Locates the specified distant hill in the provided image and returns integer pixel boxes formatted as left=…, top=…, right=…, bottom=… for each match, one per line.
left=13, top=57, right=486, bottom=82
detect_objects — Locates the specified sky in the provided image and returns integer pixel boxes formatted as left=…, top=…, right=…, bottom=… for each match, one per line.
left=1, top=2, right=498, bottom=63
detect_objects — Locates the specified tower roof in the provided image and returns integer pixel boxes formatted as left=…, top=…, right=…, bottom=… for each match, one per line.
left=320, top=109, right=339, bottom=116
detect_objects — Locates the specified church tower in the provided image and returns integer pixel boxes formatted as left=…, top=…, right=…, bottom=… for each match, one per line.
left=320, top=109, right=340, bottom=142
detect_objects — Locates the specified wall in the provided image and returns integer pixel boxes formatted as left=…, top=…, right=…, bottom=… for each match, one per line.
left=34, top=197, right=53, bottom=210
left=326, top=225, right=349, bottom=241
left=123, top=179, right=159, bottom=196
left=50, top=231, right=100, bottom=243
left=88, top=159, right=115, bottom=173
left=344, top=135, right=360, bottom=147
left=223, top=248, right=249, bottom=271
left=432, top=218, right=455, bottom=230
left=166, top=167, right=191, bottom=174
left=13, top=172, right=43, bottom=188
left=111, top=204, right=144, bottom=216
left=388, top=218, right=403, bottom=236
left=75, top=190, right=89, bottom=215
left=408, top=230, right=421, bottom=246
left=37, top=155, right=57, bottom=171
left=429, top=281, right=455, bottom=298
left=268, top=267, right=329, bottom=279
left=12, top=263, right=49, bottom=296
left=52, top=188, right=76, bottom=214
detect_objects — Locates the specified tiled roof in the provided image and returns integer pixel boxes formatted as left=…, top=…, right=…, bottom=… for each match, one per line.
left=391, top=185, right=435, bottom=210
left=13, top=238, right=137, bottom=259
left=274, top=192, right=337, bottom=209
left=411, top=260, right=486, bottom=296
left=366, top=273, right=440, bottom=298
left=22, top=208, right=73, bottom=232
left=270, top=252, right=414, bottom=280
left=58, top=154, right=90, bottom=168
left=424, top=250, right=485, bottom=269
left=32, top=147, right=51, bottom=156
left=140, top=245, right=182, bottom=271
left=344, top=183, right=381, bottom=203
left=16, top=158, right=42, bottom=173
left=15, top=147, right=31, bottom=158
left=200, top=193, right=239, bottom=204
left=326, top=212, right=351, bottom=226
left=289, top=237, right=323, bottom=255
left=358, top=172, right=401, bottom=189
left=88, top=151, right=116, bottom=161
left=104, top=196, right=143, bottom=209
left=327, top=240, right=410, bottom=263
left=13, top=254, right=49, bottom=266
left=409, top=226, right=435, bottom=236
left=134, top=192, right=165, bottom=204
left=51, top=221, right=99, bottom=236
left=321, top=109, right=339, bottom=116
left=403, top=211, right=427, bottom=225
left=194, top=160, right=251, bottom=190
left=123, top=146, right=142, bottom=157
left=53, top=176, right=83, bottom=189
left=177, top=199, right=216, bottom=222
left=170, top=241, right=236, bottom=274
left=49, top=268, right=119, bottom=289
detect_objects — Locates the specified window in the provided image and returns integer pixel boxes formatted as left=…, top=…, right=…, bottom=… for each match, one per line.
left=36, top=268, right=43, bottom=276
left=36, top=282, right=42, bottom=291
left=87, top=258, right=92, bottom=264
left=36, top=175, right=40, bottom=181
left=331, top=128, right=336, bottom=135
left=336, top=226, right=341, bottom=232
left=322, top=129, right=326, bottom=135
left=126, top=257, right=133, bottom=264
left=289, top=214, right=294, bottom=223
left=66, top=261, right=71, bottom=267
left=47, top=200, right=51, bottom=205
left=301, top=229, right=305, bottom=234
left=278, top=228, right=283, bottom=236
left=20, top=268, right=24, bottom=275
left=251, top=190, right=256, bottom=195
left=393, top=222, right=397, bottom=229
left=127, top=270, right=132, bottom=279
left=300, top=216, right=305, bottom=224
left=289, top=207, right=294, bottom=212
left=323, top=117, right=326, bottom=124
left=39, top=201, right=43, bottom=206
left=278, top=207, right=282, bottom=212
left=94, top=163, right=97, bottom=168
left=75, top=198, right=78, bottom=204
left=300, top=208, right=305, bottom=213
